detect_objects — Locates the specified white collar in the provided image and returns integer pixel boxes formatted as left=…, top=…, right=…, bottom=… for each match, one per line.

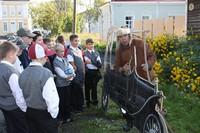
left=29, top=62, right=43, bottom=67
left=70, top=45, right=77, bottom=50
left=56, top=56, right=64, bottom=62
left=1, top=60, right=13, bottom=66
left=70, top=45, right=81, bottom=52
left=87, top=49, right=94, bottom=53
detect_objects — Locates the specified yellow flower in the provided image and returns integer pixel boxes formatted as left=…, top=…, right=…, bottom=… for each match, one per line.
left=176, top=57, right=180, bottom=61
left=185, top=79, right=189, bottom=83
left=191, top=85, right=196, bottom=91
left=173, top=52, right=177, bottom=56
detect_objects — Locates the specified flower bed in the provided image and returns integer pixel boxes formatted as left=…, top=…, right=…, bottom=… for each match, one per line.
left=148, top=33, right=200, bottom=97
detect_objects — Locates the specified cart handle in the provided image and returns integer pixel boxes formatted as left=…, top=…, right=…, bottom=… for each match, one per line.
left=128, top=94, right=163, bottom=117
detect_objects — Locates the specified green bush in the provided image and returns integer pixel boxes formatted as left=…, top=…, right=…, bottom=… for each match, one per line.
left=149, top=33, right=200, bottom=97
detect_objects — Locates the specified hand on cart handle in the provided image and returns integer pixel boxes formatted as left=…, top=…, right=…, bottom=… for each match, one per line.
left=123, top=63, right=131, bottom=74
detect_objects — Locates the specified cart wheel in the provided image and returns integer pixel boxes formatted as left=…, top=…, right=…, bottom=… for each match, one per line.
left=101, top=83, right=109, bottom=112
left=142, top=113, right=163, bottom=133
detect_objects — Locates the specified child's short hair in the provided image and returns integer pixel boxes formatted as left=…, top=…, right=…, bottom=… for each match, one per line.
left=43, top=37, right=52, bottom=44
left=54, top=43, right=64, bottom=52
left=69, top=34, right=78, bottom=41
left=32, top=31, right=42, bottom=42
left=85, top=38, right=94, bottom=44
left=56, top=35, right=64, bottom=44
left=0, top=41, right=18, bottom=60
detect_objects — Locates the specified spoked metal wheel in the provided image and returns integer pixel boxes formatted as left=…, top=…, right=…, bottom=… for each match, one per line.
left=101, top=83, right=109, bottom=112
left=142, top=113, right=163, bottom=133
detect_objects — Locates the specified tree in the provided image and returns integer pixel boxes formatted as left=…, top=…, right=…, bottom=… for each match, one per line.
left=30, top=2, right=64, bottom=36
left=30, top=0, right=83, bottom=35
left=84, top=0, right=106, bottom=33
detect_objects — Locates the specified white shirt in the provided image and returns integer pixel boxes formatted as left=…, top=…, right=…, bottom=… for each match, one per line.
left=1, top=60, right=27, bottom=112
left=13, top=57, right=24, bottom=73
left=84, top=49, right=102, bottom=70
left=67, top=45, right=83, bottom=62
left=54, top=56, right=75, bottom=81
left=29, top=62, right=59, bottom=118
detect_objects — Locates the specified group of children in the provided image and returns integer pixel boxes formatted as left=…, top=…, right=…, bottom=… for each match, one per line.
left=0, top=29, right=102, bottom=133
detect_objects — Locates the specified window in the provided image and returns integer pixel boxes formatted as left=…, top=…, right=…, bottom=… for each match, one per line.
left=125, top=16, right=133, bottom=29
left=3, top=22, right=8, bottom=32
left=2, top=6, right=7, bottom=16
left=10, top=21, right=16, bottom=32
left=17, top=6, right=23, bottom=16
left=142, top=16, right=150, bottom=20
left=10, top=6, right=15, bottom=16
left=18, top=21, right=23, bottom=29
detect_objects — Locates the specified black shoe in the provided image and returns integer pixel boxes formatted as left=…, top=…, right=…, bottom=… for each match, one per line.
left=123, top=121, right=133, bottom=132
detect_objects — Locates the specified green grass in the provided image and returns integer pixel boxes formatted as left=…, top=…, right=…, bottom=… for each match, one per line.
left=59, top=80, right=200, bottom=133
left=160, top=82, right=200, bottom=133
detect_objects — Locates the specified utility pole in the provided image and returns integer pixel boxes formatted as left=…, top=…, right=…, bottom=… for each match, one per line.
left=72, top=0, right=76, bottom=34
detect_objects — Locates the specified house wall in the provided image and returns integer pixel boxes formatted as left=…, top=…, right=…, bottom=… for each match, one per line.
left=97, top=1, right=186, bottom=39
left=0, top=1, right=31, bottom=35
left=187, top=0, right=200, bottom=34
left=112, top=2, right=186, bottom=29
left=99, top=3, right=111, bottom=39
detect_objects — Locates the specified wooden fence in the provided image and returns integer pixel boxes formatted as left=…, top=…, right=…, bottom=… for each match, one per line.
left=134, top=16, right=186, bottom=38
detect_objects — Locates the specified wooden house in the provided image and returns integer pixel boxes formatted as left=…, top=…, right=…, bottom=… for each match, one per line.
left=187, top=0, right=200, bottom=34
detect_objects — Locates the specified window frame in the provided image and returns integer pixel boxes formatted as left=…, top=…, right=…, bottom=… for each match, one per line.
left=10, top=6, right=15, bottom=16
left=10, top=21, right=16, bottom=32
left=18, top=21, right=23, bottom=29
left=3, top=21, right=8, bottom=32
left=124, top=15, right=135, bottom=29
left=141, top=15, right=152, bottom=21
left=17, top=6, right=23, bottom=16
left=2, top=6, right=7, bottom=16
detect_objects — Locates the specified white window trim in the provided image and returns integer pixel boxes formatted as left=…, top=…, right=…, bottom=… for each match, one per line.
left=124, top=15, right=135, bottom=29
left=17, top=6, right=23, bottom=16
left=10, top=6, right=15, bottom=16
left=141, top=14, right=152, bottom=20
left=2, top=6, right=7, bottom=16
left=10, top=21, right=16, bottom=32
left=2, top=21, right=8, bottom=32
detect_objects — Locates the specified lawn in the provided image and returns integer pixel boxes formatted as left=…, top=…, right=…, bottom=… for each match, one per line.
left=59, top=80, right=200, bottom=133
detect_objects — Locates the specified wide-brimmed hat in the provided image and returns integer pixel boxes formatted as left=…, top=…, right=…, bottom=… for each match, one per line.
left=17, top=28, right=36, bottom=38
left=28, top=42, right=55, bottom=60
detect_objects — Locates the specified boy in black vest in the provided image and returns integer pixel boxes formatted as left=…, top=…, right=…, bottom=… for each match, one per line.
left=66, top=34, right=85, bottom=113
left=84, top=38, right=102, bottom=107
left=19, top=42, right=59, bottom=133
left=0, top=41, right=30, bottom=133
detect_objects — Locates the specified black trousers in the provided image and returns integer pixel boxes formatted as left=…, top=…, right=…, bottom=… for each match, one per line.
left=70, top=82, right=84, bottom=112
left=1, top=108, right=30, bottom=133
left=26, top=107, right=58, bottom=133
left=57, top=85, right=71, bottom=120
left=85, top=69, right=99, bottom=105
